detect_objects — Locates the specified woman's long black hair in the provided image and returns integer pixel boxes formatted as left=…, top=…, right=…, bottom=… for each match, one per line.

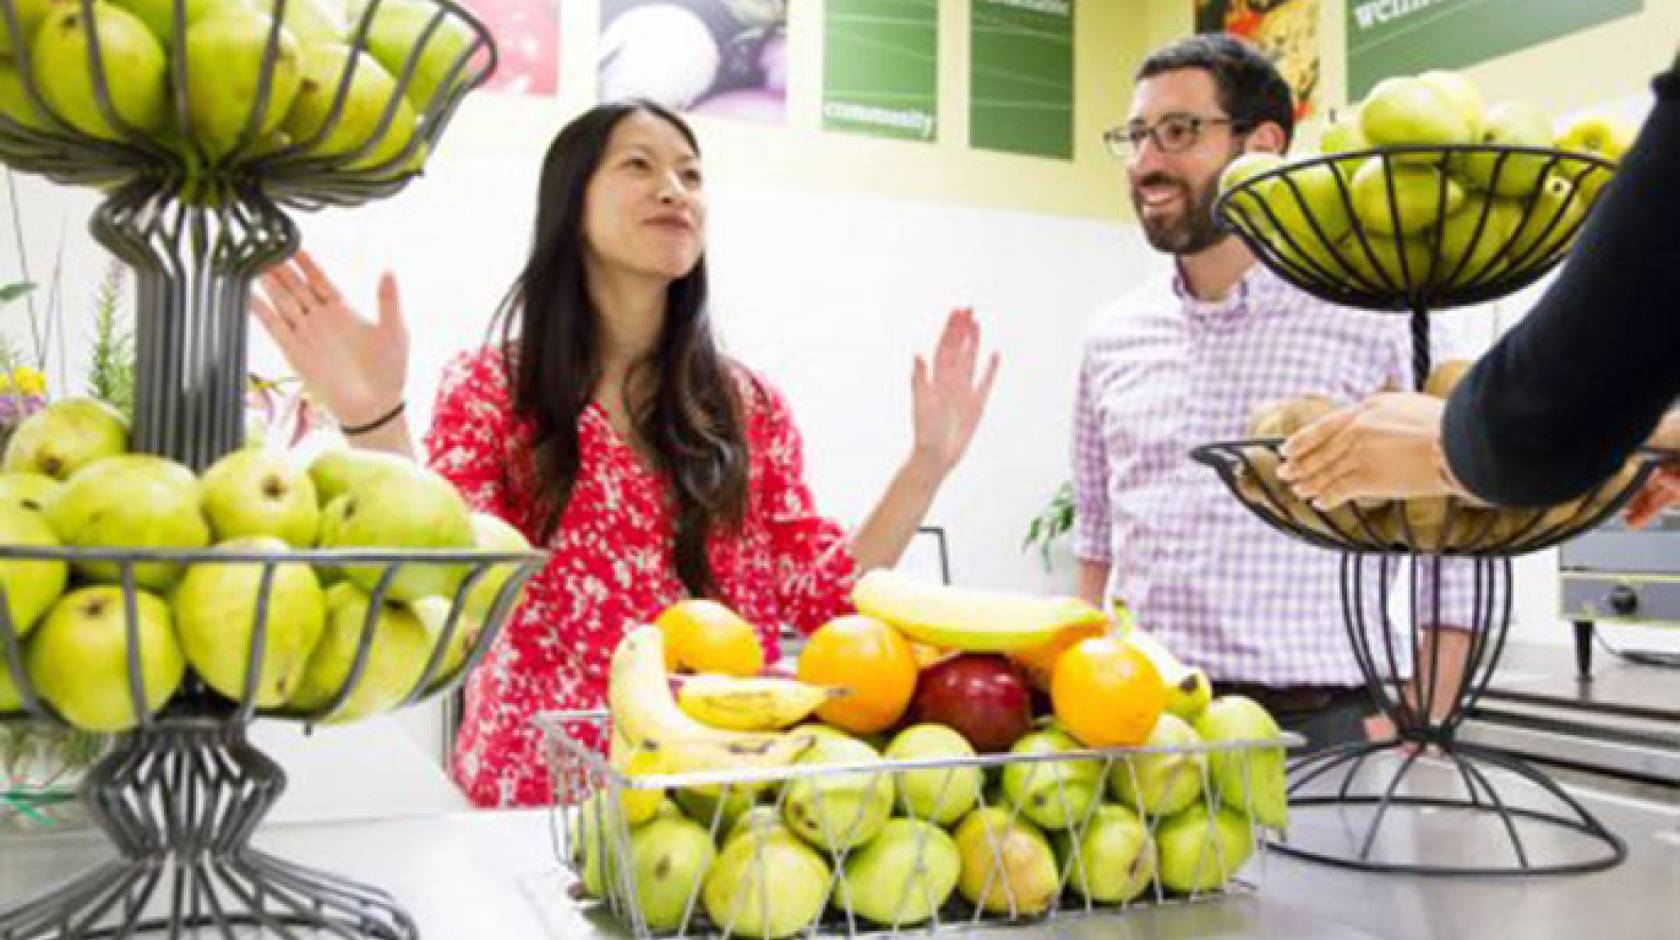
left=491, top=101, right=750, bottom=599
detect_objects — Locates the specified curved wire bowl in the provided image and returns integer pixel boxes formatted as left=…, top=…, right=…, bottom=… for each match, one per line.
left=1190, top=439, right=1669, bottom=557
left=0, top=0, right=496, bottom=208
left=1215, top=145, right=1617, bottom=312
left=538, top=710, right=1304, bottom=939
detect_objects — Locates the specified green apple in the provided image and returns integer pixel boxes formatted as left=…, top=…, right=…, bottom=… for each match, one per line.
left=1194, top=695, right=1288, bottom=829
left=1453, top=100, right=1553, bottom=197
left=1358, top=75, right=1472, bottom=155
left=1505, top=175, right=1587, bottom=266
left=2, top=397, right=128, bottom=481
left=27, top=585, right=184, bottom=732
left=289, top=581, right=432, bottom=722
left=1109, top=712, right=1206, bottom=818
left=0, top=501, right=69, bottom=639
left=316, top=459, right=474, bottom=602
left=48, top=455, right=210, bottom=591
left=31, top=4, right=167, bottom=140
left=0, top=471, right=61, bottom=517
left=200, top=448, right=320, bottom=547
left=0, top=0, right=74, bottom=56
left=1418, top=69, right=1485, bottom=140
left=1155, top=803, right=1254, bottom=893
left=882, top=722, right=983, bottom=825
left=184, top=9, right=303, bottom=158
left=1052, top=803, right=1154, bottom=904
left=0, top=58, right=49, bottom=132
left=1217, top=151, right=1283, bottom=230
left=307, top=447, right=415, bottom=505
left=1433, top=195, right=1520, bottom=288
left=1351, top=157, right=1464, bottom=237
left=364, top=0, right=473, bottom=112
left=282, top=42, right=419, bottom=172
left=173, top=536, right=326, bottom=707
left=110, top=0, right=224, bottom=49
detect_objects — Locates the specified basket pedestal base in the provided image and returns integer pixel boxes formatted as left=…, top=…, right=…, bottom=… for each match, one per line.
left=0, top=722, right=417, bottom=939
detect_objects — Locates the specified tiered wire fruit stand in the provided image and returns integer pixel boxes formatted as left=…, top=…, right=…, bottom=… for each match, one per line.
left=0, top=2, right=546, bottom=936
left=540, top=710, right=1304, bottom=939
left=1197, top=142, right=1673, bottom=876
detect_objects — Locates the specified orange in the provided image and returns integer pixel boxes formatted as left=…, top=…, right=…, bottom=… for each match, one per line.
left=655, top=599, right=765, bottom=677
left=1051, top=635, right=1166, bottom=748
left=1009, top=622, right=1109, bottom=691
left=796, top=614, right=918, bottom=734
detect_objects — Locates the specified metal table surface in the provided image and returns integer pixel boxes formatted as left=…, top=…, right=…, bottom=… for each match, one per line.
left=4, top=757, right=1677, bottom=940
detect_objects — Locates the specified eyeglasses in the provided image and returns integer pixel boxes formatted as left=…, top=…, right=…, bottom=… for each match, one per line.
left=1104, top=113, right=1253, bottom=158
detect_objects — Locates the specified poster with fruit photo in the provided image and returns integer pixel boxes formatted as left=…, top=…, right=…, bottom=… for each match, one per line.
left=1195, top=0, right=1320, bottom=121
left=459, top=0, right=560, bottom=95
left=597, top=0, right=789, bottom=124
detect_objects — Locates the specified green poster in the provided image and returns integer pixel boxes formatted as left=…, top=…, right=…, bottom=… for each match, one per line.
left=971, top=0, right=1074, bottom=159
left=1348, top=0, right=1643, bottom=100
left=824, top=0, right=939, bottom=142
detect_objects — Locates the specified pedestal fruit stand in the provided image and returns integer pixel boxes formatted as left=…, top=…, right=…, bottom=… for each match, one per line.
left=0, top=2, right=545, bottom=936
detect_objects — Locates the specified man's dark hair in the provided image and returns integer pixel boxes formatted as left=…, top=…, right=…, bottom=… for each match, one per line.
left=1136, top=34, right=1295, bottom=149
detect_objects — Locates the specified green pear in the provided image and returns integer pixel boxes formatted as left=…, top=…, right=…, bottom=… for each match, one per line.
left=408, top=595, right=480, bottom=678
left=626, top=814, right=715, bottom=932
left=0, top=471, right=61, bottom=516
left=0, top=0, right=74, bottom=55
left=173, top=536, right=326, bottom=707
left=200, top=448, right=320, bottom=547
left=570, top=792, right=626, bottom=899
left=1109, top=712, right=1206, bottom=818
left=1505, top=176, right=1586, bottom=265
left=1155, top=803, right=1255, bottom=893
left=48, top=455, right=210, bottom=591
left=1433, top=195, right=1520, bottom=288
left=0, top=655, right=20, bottom=711
left=1319, top=107, right=1369, bottom=178
left=1358, top=75, right=1472, bottom=154
left=835, top=818, right=959, bottom=927
left=674, top=781, right=760, bottom=838
left=1418, top=69, right=1485, bottom=139
left=1193, top=695, right=1287, bottom=829
left=702, top=823, right=830, bottom=939
left=1000, top=726, right=1104, bottom=830
left=1217, top=151, right=1283, bottom=230
left=316, top=458, right=474, bottom=602
left=0, top=58, right=49, bottom=131
left=282, top=42, right=419, bottom=172
left=110, top=0, right=223, bottom=49
left=952, top=805, right=1059, bottom=915
left=722, top=804, right=784, bottom=847
left=2, top=398, right=128, bottom=481
left=27, top=585, right=183, bottom=732
left=1352, top=158, right=1464, bottom=237
left=0, top=502, right=69, bottom=639
left=289, top=581, right=432, bottom=721
left=460, top=511, right=532, bottom=620
left=781, top=731, right=893, bottom=851
left=1264, top=160, right=1353, bottom=252
left=882, top=722, right=982, bottom=825
left=277, top=0, right=345, bottom=45
left=1554, top=110, right=1635, bottom=205
left=1052, top=803, right=1155, bottom=904
left=1453, top=100, right=1554, bottom=196
left=364, top=0, right=473, bottom=112
left=31, top=4, right=167, bottom=140
left=307, top=447, right=415, bottom=505
left=184, top=9, right=303, bottom=158
left=1341, top=232, right=1436, bottom=291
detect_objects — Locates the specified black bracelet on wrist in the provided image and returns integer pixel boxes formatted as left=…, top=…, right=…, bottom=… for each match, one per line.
left=340, top=400, right=407, bottom=436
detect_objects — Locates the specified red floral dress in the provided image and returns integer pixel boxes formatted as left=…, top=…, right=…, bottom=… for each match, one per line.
left=424, top=347, right=859, bottom=808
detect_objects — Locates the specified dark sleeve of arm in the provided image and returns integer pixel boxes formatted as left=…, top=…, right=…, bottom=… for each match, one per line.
left=1441, top=62, right=1680, bottom=507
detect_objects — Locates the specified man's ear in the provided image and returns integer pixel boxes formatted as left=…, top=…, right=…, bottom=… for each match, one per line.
left=1242, top=121, right=1290, bottom=157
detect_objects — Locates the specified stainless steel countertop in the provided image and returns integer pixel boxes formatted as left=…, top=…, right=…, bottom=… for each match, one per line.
left=5, top=756, right=1677, bottom=940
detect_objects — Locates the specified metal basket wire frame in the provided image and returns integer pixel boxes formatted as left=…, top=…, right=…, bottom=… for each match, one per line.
left=538, top=710, right=1304, bottom=939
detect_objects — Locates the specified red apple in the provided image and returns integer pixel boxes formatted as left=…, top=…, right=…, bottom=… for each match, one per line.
left=911, top=654, right=1033, bottom=753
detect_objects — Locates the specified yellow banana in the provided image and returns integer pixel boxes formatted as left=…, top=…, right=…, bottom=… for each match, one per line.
left=851, top=570, right=1106, bottom=652
left=609, top=625, right=815, bottom=774
left=676, top=674, right=842, bottom=731
left=1126, top=628, right=1214, bottom=721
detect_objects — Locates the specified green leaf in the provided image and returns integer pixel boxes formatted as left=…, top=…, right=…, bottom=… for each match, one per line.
left=0, top=282, right=35, bottom=305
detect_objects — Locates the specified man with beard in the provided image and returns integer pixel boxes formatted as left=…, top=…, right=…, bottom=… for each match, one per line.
left=1070, top=34, right=1473, bottom=751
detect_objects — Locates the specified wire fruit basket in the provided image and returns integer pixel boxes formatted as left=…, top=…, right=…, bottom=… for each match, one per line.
left=0, top=2, right=546, bottom=936
left=538, top=710, right=1302, bottom=939
left=1202, top=143, right=1649, bottom=876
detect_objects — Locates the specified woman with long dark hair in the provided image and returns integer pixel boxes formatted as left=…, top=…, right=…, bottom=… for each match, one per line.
left=252, top=101, right=998, bottom=807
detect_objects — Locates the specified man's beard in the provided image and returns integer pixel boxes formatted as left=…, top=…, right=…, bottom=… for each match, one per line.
left=1133, top=173, right=1229, bottom=256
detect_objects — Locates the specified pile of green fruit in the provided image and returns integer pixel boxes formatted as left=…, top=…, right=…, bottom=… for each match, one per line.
left=567, top=696, right=1285, bottom=938
left=0, top=397, right=532, bottom=732
left=1219, top=68, right=1633, bottom=294
left=0, top=0, right=477, bottom=172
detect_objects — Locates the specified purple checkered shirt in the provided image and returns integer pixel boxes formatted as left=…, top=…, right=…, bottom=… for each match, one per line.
left=1072, top=263, right=1477, bottom=688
